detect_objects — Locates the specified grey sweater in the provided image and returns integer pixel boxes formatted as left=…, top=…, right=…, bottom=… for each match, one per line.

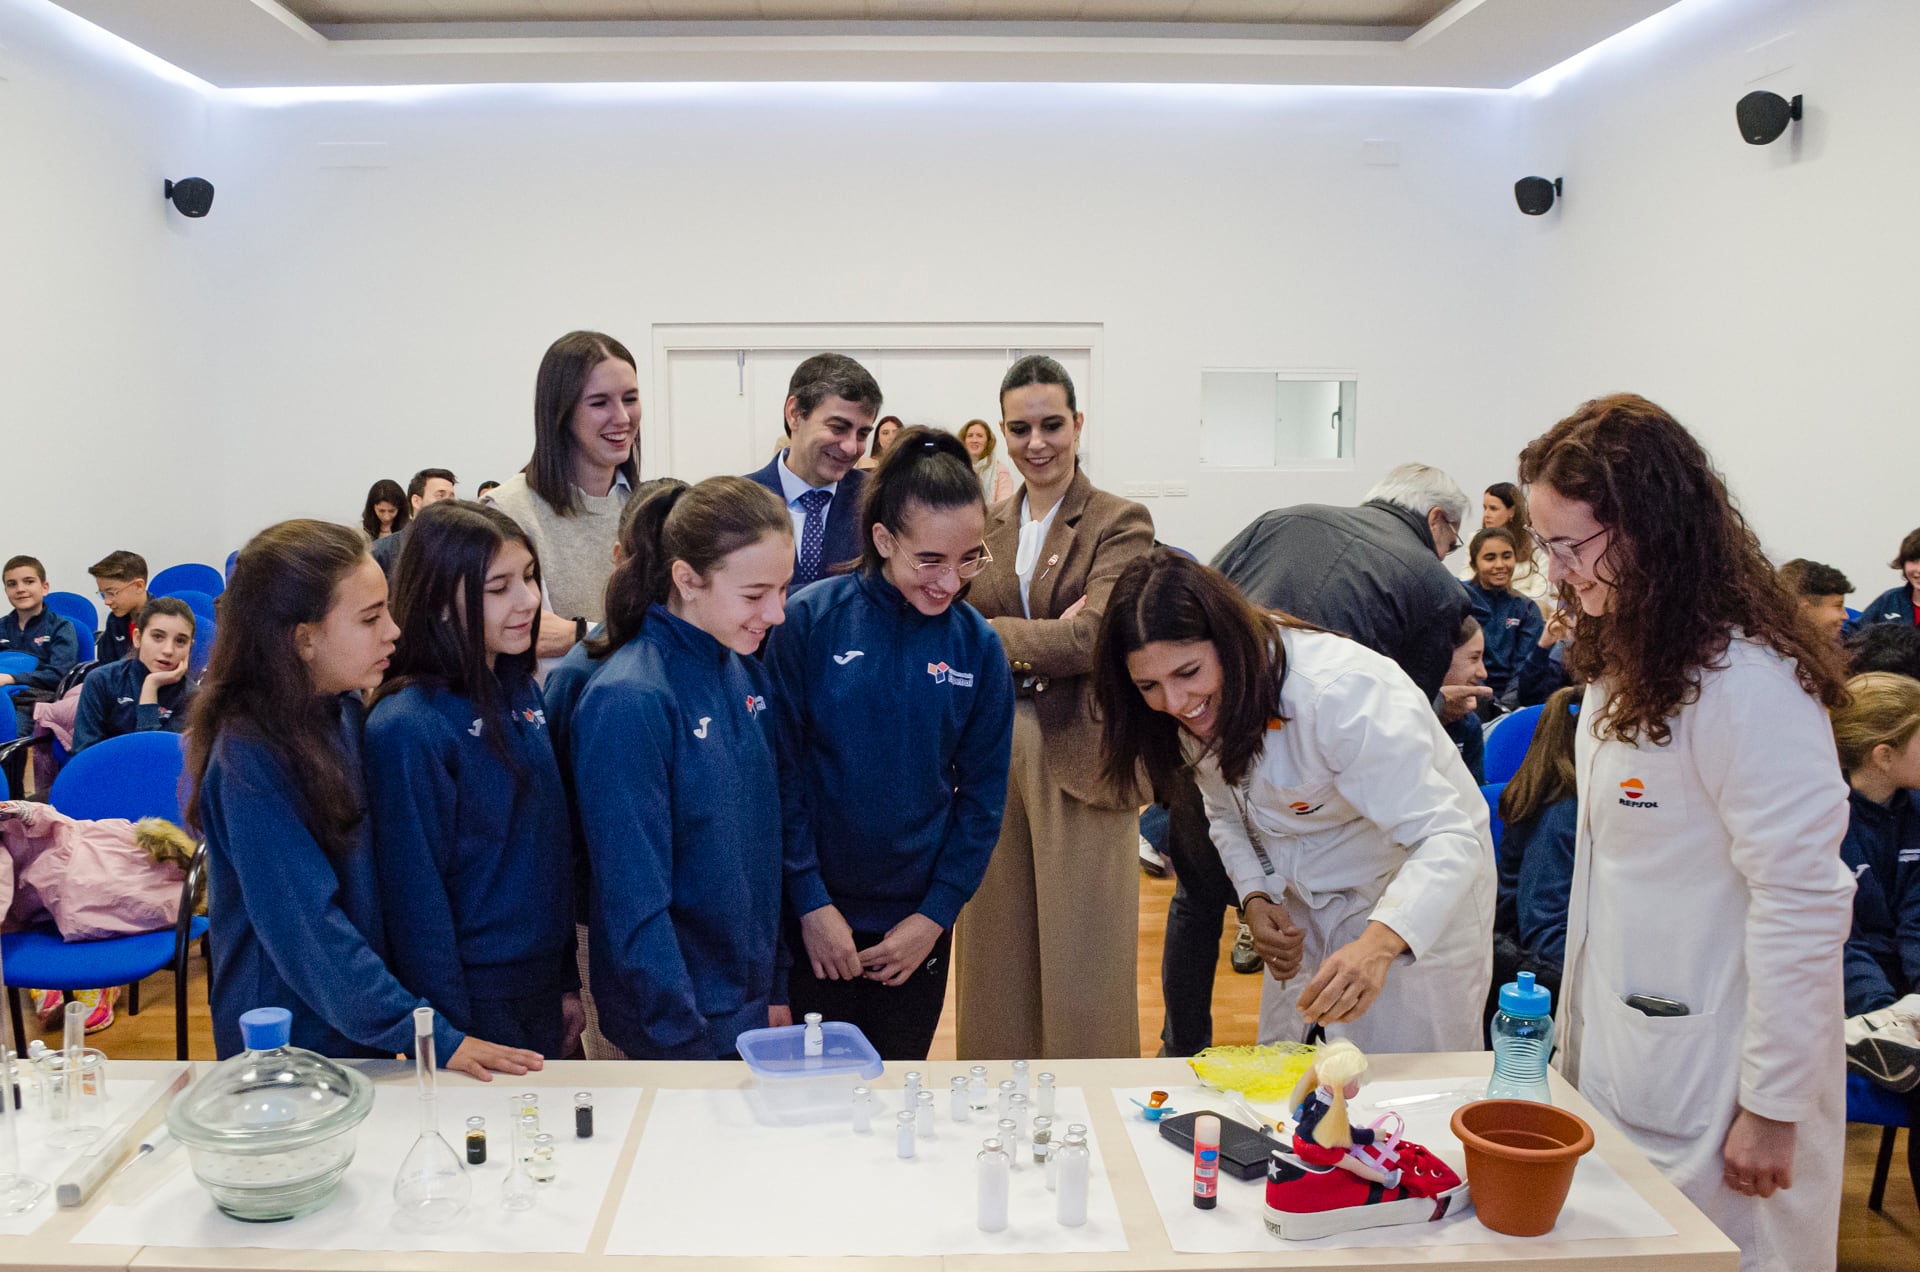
left=486, top=472, right=629, bottom=623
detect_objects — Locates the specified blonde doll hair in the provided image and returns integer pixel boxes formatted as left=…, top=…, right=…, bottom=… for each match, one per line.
left=1286, top=1039, right=1370, bottom=1149
left=1832, top=672, right=1920, bottom=774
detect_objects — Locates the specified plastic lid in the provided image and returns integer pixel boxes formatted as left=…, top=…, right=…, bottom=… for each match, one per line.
left=1499, top=971, right=1553, bottom=1017
left=736, top=1019, right=884, bottom=1082
left=237, top=1006, right=292, bottom=1052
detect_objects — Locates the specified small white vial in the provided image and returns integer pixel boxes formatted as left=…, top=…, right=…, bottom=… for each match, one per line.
left=1035, top=1072, right=1057, bottom=1118
left=950, top=1076, right=971, bottom=1122
left=851, top=1086, right=873, bottom=1134
left=997, top=1118, right=1020, bottom=1170
left=1008, top=1092, right=1030, bottom=1143
left=976, top=1138, right=1010, bottom=1233
left=803, top=1011, right=824, bottom=1057
left=1011, top=1059, right=1031, bottom=1094
left=997, top=1079, right=1017, bottom=1118
left=915, top=1089, right=937, bottom=1139
left=1056, top=1129, right=1090, bottom=1227
left=903, top=1070, right=923, bottom=1110
left=967, top=1065, right=991, bottom=1112
left=896, top=1110, right=917, bottom=1159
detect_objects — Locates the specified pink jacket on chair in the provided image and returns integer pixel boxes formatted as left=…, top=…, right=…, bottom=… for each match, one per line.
left=1, top=801, right=183, bottom=941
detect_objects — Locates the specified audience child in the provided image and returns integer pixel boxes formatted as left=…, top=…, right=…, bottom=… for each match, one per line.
left=1491, top=687, right=1582, bottom=1000
left=71, top=597, right=196, bottom=755
left=955, top=355, right=1155, bottom=1061
left=854, top=414, right=902, bottom=472
left=364, top=502, right=581, bottom=1058
left=744, top=353, right=882, bottom=592
left=1778, top=558, right=1853, bottom=648
left=185, top=519, right=543, bottom=1078
left=1516, top=602, right=1576, bottom=705
left=370, top=468, right=457, bottom=578
left=1093, top=549, right=1496, bottom=1052
left=361, top=478, right=409, bottom=541
left=88, top=550, right=150, bottom=662
left=767, top=428, right=1015, bottom=1060
left=1846, top=621, right=1920, bottom=681
left=1463, top=527, right=1543, bottom=712
left=1439, top=615, right=1491, bottom=782
left=960, top=418, right=1014, bottom=503
left=568, top=477, right=795, bottom=1059
left=1464, top=482, right=1550, bottom=603
left=0, top=556, right=81, bottom=737
left=1522, top=394, right=1851, bottom=1271
left=1853, top=527, right=1920, bottom=631
left=1829, top=672, right=1920, bottom=1093
left=488, top=331, right=642, bottom=655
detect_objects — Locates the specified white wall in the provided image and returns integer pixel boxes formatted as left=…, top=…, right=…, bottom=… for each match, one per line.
left=0, top=0, right=219, bottom=596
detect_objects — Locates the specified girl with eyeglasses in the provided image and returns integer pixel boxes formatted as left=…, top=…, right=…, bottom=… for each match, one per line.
left=1522, top=394, right=1851, bottom=1272
left=764, top=427, right=1014, bottom=1060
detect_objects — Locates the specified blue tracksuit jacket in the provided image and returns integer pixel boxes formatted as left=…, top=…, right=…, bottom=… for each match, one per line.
left=70, top=657, right=193, bottom=755
left=1840, top=786, right=1920, bottom=1015
left=1465, top=581, right=1544, bottom=709
left=0, top=607, right=80, bottom=692
left=1853, top=583, right=1918, bottom=631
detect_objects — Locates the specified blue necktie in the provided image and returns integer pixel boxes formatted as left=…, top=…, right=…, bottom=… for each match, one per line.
left=796, top=488, right=832, bottom=588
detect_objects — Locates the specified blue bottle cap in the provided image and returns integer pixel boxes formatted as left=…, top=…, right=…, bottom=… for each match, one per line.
left=1498, top=971, right=1552, bottom=1018
left=237, top=1006, right=294, bottom=1051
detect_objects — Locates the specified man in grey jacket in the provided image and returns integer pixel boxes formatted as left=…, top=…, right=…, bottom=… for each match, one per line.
left=1211, top=463, right=1474, bottom=703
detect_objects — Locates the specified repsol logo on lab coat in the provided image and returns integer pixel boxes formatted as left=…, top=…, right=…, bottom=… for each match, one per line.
left=1618, top=778, right=1659, bottom=809
left=1288, top=801, right=1326, bottom=817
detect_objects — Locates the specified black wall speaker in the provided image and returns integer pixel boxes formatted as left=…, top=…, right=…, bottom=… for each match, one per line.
left=1514, top=176, right=1562, bottom=216
left=1736, top=91, right=1802, bottom=145
left=164, top=177, right=215, bottom=218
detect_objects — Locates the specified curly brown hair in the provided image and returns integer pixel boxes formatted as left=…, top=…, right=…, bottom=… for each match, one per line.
left=1517, top=393, right=1847, bottom=746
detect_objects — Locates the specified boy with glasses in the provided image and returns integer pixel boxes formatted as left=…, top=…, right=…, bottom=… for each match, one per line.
left=89, top=550, right=150, bottom=662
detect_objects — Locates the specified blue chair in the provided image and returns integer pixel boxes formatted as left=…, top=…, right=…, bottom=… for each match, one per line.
left=45, top=591, right=100, bottom=662
left=1482, top=704, right=1545, bottom=785
left=1848, top=1073, right=1917, bottom=1212
left=162, top=589, right=217, bottom=625
left=188, top=613, right=216, bottom=682
left=223, top=550, right=240, bottom=582
left=4, top=732, right=206, bottom=1059
left=150, top=564, right=225, bottom=599
left=1480, top=781, right=1508, bottom=856
left=1847, top=606, right=1863, bottom=622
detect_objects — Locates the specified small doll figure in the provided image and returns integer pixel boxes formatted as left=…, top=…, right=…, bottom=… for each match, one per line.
left=1286, top=1040, right=1401, bottom=1187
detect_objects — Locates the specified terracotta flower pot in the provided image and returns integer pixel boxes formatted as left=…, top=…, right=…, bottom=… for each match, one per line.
left=1450, top=1099, right=1594, bottom=1237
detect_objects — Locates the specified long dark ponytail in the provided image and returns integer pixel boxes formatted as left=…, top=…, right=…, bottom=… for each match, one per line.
left=857, top=426, right=985, bottom=576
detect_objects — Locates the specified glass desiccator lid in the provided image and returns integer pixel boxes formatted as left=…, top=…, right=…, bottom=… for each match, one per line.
left=168, top=1007, right=374, bottom=1153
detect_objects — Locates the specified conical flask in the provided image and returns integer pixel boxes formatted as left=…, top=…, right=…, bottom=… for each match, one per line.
left=391, top=1007, right=470, bottom=1225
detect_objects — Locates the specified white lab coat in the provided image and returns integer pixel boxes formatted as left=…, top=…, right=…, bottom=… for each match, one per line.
left=1558, top=638, right=1853, bottom=1272
left=1192, top=626, right=1495, bottom=1052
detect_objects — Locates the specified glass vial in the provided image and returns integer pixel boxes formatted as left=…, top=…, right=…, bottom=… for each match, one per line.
left=967, top=1065, right=991, bottom=1112
left=949, top=1076, right=971, bottom=1123
left=465, top=1116, right=487, bottom=1165
left=574, top=1092, right=594, bottom=1139
left=528, top=1133, right=556, bottom=1184
left=1056, top=1129, right=1090, bottom=1227
left=997, top=1118, right=1020, bottom=1170
left=1035, top=1072, right=1057, bottom=1119
left=803, top=1011, right=824, bottom=1057
left=851, top=1086, right=874, bottom=1135
left=1011, top=1059, right=1031, bottom=1094
left=976, top=1138, right=1010, bottom=1233
left=915, top=1089, right=936, bottom=1139
left=895, top=1110, right=917, bottom=1160
left=1007, top=1092, right=1030, bottom=1143
left=996, top=1079, right=1017, bottom=1118
left=1031, top=1116, right=1054, bottom=1167
left=517, top=1092, right=540, bottom=1133
left=903, top=1070, right=923, bottom=1111
left=516, top=1113, right=540, bottom=1164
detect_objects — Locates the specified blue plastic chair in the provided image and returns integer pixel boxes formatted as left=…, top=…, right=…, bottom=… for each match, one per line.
left=1847, top=606, right=1863, bottom=622
left=223, top=550, right=240, bottom=582
left=45, top=591, right=100, bottom=662
left=149, top=563, right=225, bottom=599
left=1480, top=781, right=1508, bottom=857
left=1482, top=704, right=1545, bottom=785
left=3, top=732, right=206, bottom=1059
left=188, top=612, right=216, bottom=682
left=1848, top=1073, right=1917, bottom=1212
left=161, top=589, right=217, bottom=624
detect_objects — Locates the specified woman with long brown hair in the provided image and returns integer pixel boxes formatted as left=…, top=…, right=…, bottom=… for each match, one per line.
left=1092, top=549, right=1494, bottom=1052
left=1520, top=394, right=1852, bottom=1272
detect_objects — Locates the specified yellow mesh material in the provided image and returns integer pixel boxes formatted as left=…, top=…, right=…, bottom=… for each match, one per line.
left=1188, top=1042, right=1318, bottom=1103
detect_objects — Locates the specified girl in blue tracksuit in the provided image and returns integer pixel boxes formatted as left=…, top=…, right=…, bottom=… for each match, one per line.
left=70, top=597, right=197, bottom=755
left=1853, top=527, right=1920, bottom=632
left=185, top=518, right=544, bottom=1080
left=1463, top=527, right=1544, bottom=714
left=765, top=428, right=1015, bottom=1061
left=569, top=475, right=797, bottom=1060
left=364, top=502, right=580, bottom=1058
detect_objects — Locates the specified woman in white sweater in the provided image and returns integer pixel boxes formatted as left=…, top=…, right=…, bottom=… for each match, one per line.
left=1521, top=393, right=1854, bottom=1272
left=1093, top=549, right=1495, bottom=1053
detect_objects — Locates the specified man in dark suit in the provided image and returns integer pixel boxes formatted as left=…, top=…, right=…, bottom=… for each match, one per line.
left=745, top=353, right=883, bottom=592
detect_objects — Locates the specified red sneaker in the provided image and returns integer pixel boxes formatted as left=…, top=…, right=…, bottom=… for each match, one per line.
left=1263, top=1138, right=1472, bottom=1241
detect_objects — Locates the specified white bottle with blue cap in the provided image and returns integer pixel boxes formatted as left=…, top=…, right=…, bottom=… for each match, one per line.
left=1485, top=971, right=1555, bottom=1103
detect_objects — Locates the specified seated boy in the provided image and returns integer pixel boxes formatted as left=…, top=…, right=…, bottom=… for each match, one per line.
left=0, top=556, right=81, bottom=738
left=71, top=597, right=196, bottom=755
left=1778, top=557, right=1852, bottom=649
left=88, top=550, right=150, bottom=663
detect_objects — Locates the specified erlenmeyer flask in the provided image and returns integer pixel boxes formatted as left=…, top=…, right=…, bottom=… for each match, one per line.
left=0, top=945, right=48, bottom=1214
left=499, top=1111, right=536, bottom=1212
left=391, top=1008, right=470, bottom=1225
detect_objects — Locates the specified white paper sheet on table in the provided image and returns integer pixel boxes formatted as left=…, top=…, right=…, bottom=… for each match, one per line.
left=605, top=1084, right=1129, bottom=1256
left=1116, top=1081, right=1677, bottom=1254
left=0, top=1078, right=155, bottom=1237
left=72, top=1084, right=642, bottom=1252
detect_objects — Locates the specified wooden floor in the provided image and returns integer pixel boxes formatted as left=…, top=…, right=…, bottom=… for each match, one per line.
left=40, top=871, right=1919, bottom=1269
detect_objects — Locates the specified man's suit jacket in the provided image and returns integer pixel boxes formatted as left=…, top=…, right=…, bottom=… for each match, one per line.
left=965, top=467, right=1154, bottom=811
left=745, top=455, right=869, bottom=590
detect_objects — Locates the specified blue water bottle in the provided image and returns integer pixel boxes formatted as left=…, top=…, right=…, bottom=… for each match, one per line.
left=1486, top=971, right=1555, bottom=1103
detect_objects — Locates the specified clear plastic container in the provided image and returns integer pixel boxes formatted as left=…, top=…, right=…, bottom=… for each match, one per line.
left=167, top=1007, right=374, bottom=1222
left=1486, top=971, right=1555, bottom=1104
left=735, top=1020, right=883, bottom=1126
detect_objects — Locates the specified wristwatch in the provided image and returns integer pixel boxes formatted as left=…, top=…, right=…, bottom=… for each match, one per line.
left=573, top=616, right=588, bottom=644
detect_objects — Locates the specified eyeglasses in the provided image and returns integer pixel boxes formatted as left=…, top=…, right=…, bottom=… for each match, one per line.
left=1541, top=526, right=1609, bottom=570
left=97, top=585, right=129, bottom=602
left=905, top=547, right=994, bottom=581
left=1440, top=515, right=1463, bottom=558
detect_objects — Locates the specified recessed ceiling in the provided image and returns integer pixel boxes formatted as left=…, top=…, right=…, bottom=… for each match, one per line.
left=47, top=0, right=1686, bottom=90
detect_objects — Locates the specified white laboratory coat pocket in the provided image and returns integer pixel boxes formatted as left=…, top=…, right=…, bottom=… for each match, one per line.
left=1585, top=988, right=1729, bottom=1143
